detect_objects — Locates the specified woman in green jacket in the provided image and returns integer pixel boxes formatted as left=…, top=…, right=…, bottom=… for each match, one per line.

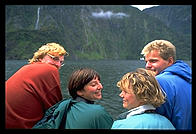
left=33, top=68, right=113, bottom=129
left=65, top=68, right=113, bottom=129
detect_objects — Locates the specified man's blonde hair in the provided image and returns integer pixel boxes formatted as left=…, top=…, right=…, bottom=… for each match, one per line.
left=117, top=68, right=165, bottom=107
left=28, top=42, right=68, bottom=64
left=141, top=40, right=176, bottom=62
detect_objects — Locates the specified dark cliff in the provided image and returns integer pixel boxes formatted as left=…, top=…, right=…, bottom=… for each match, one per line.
left=6, top=5, right=192, bottom=60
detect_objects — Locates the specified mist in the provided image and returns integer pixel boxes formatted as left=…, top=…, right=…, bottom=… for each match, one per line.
left=91, top=10, right=129, bottom=19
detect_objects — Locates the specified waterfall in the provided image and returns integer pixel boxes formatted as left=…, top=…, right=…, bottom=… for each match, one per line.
left=35, top=7, right=40, bottom=30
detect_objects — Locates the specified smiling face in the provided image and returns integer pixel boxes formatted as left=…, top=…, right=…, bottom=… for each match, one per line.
left=77, top=77, right=103, bottom=101
left=145, top=50, right=173, bottom=75
left=141, top=40, right=175, bottom=75
left=119, top=86, right=141, bottom=110
left=117, top=68, right=166, bottom=110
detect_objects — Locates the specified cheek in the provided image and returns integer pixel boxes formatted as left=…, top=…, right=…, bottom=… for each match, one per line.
left=89, top=91, right=102, bottom=101
left=151, top=62, right=160, bottom=69
left=155, top=62, right=168, bottom=73
left=161, top=62, right=170, bottom=70
left=122, top=95, right=131, bottom=107
left=55, top=62, right=61, bottom=67
left=157, top=60, right=168, bottom=68
left=85, top=87, right=99, bottom=97
left=124, top=94, right=138, bottom=109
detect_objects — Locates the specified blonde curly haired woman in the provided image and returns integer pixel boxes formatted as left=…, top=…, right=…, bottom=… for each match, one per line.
left=112, top=68, right=175, bottom=130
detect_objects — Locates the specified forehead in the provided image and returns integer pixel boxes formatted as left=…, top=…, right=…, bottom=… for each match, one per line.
left=88, top=77, right=99, bottom=83
left=119, top=79, right=134, bottom=94
left=121, top=86, right=134, bottom=95
left=145, top=50, right=161, bottom=59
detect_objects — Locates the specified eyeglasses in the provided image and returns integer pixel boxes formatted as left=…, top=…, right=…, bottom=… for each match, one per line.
left=47, top=54, right=64, bottom=67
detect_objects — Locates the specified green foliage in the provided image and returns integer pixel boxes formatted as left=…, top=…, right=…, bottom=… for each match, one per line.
left=6, top=5, right=191, bottom=60
left=76, top=51, right=104, bottom=60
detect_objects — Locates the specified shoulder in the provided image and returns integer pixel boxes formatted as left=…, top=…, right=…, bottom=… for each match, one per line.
left=156, top=72, right=173, bottom=81
left=70, top=102, right=113, bottom=128
left=135, top=113, right=169, bottom=122
left=8, top=63, right=58, bottom=80
left=155, top=72, right=176, bottom=89
left=77, top=102, right=112, bottom=120
left=146, top=114, right=175, bottom=128
left=77, top=102, right=107, bottom=114
left=27, top=63, right=58, bottom=75
left=31, top=62, right=57, bottom=70
left=112, top=114, right=174, bottom=129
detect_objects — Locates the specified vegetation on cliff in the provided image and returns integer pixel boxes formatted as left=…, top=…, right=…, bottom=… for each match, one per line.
left=6, top=5, right=192, bottom=60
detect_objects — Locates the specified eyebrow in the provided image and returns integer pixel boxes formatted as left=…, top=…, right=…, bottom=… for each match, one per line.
left=88, top=79, right=100, bottom=84
left=88, top=80, right=98, bottom=84
left=146, top=58, right=159, bottom=62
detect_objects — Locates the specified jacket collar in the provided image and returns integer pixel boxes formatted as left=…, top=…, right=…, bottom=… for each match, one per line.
left=75, top=96, right=94, bottom=104
left=126, top=104, right=156, bottom=118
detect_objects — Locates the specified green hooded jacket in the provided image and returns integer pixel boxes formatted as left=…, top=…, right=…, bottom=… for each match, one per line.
left=33, top=98, right=113, bottom=129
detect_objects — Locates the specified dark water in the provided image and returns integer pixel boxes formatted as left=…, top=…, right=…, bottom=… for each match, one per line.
left=5, top=60, right=191, bottom=119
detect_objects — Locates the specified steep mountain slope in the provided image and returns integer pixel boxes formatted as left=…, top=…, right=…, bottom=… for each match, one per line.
left=143, top=5, right=192, bottom=35
left=6, top=5, right=191, bottom=60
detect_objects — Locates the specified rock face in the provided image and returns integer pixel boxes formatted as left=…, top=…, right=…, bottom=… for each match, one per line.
left=6, top=5, right=191, bottom=60
left=143, top=5, right=192, bottom=35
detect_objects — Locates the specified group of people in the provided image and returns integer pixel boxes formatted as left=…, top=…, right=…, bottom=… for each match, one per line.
left=5, top=40, right=192, bottom=130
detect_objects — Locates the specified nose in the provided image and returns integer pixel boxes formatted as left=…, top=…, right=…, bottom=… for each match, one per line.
left=98, top=82, right=103, bottom=90
left=119, top=91, right=123, bottom=98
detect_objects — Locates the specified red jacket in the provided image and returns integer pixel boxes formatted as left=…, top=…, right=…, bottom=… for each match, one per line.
left=6, top=62, right=63, bottom=128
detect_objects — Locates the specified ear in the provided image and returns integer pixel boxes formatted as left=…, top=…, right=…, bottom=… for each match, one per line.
left=76, top=90, right=84, bottom=96
left=168, top=57, right=174, bottom=66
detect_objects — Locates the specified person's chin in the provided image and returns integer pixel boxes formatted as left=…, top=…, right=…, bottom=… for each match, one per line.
left=123, top=102, right=130, bottom=109
left=122, top=102, right=127, bottom=108
left=96, top=95, right=102, bottom=100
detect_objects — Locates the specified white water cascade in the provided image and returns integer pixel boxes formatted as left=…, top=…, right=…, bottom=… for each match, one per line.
left=35, top=7, right=40, bottom=30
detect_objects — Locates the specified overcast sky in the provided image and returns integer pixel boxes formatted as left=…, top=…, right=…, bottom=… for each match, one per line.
left=131, top=5, right=159, bottom=11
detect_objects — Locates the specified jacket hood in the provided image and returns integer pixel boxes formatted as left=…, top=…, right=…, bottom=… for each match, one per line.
left=160, top=60, right=192, bottom=83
